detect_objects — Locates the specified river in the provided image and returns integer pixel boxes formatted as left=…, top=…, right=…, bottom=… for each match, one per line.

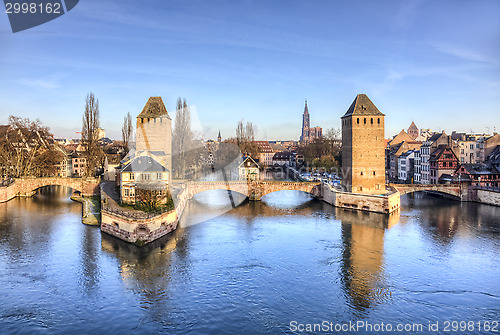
left=0, top=186, right=499, bottom=334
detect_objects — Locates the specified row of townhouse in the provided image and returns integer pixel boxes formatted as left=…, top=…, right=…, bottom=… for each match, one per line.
left=388, top=125, right=500, bottom=185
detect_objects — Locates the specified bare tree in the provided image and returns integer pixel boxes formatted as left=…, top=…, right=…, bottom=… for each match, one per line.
left=82, top=92, right=103, bottom=177
left=172, top=98, right=194, bottom=179
left=235, top=119, right=258, bottom=157
left=298, top=127, right=341, bottom=170
left=0, top=116, right=63, bottom=178
left=121, top=112, right=133, bottom=153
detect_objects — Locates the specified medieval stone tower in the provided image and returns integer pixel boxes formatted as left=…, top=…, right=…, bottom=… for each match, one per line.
left=341, top=94, right=385, bottom=194
left=135, top=97, right=172, bottom=171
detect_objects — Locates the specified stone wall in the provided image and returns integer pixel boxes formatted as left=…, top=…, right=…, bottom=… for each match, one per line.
left=342, top=114, right=386, bottom=194
left=136, top=116, right=172, bottom=171
left=321, top=183, right=399, bottom=214
left=468, top=189, right=500, bottom=207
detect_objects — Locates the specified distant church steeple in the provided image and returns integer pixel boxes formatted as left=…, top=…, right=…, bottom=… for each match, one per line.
left=300, top=99, right=310, bottom=143
left=217, top=130, right=221, bottom=143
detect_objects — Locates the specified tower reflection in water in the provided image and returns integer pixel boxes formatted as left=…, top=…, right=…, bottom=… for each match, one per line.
left=101, top=190, right=400, bottom=318
left=336, top=208, right=400, bottom=314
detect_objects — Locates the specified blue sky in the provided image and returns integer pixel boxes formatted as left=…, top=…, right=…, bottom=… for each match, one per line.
left=1, top=0, right=499, bottom=140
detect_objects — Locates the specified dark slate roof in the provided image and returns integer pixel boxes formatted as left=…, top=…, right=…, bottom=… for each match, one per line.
left=450, top=132, right=466, bottom=141
left=273, top=151, right=294, bottom=159
left=388, top=142, right=404, bottom=155
left=487, top=145, right=500, bottom=164
left=121, top=156, right=168, bottom=172
left=459, top=163, right=499, bottom=175
left=137, top=97, right=171, bottom=119
left=400, top=150, right=414, bottom=158
left=342, top=94, right=384, bottom=118
left=427, top=132, right=445, bottom=143
left=429, top=145, right=447, bottom=161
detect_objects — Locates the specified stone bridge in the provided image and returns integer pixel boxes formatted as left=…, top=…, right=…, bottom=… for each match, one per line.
left=389, top=183, right=463, bottom=198
left=183, top=180, right=322, bottom=201
left=0, top=177, right=100, bottom=203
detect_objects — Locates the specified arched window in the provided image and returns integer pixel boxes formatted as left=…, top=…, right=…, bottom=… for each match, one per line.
left=377, top=118, right=380, bottom=124
left=357, top=118, right=360, bottom=124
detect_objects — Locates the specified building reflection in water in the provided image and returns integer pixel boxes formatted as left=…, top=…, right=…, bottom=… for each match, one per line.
left=108, top=190, right=400, bottom=317
left=401, top=192, right=500, bottom=242
left=335, top=208, right=399, bottom=314
left=0, top=186, right=80, bottom=260
left=101, top=228, right=191, bottom=325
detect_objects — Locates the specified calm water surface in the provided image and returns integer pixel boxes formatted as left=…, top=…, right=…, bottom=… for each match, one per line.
left=0, top=186, right=499, bottom=334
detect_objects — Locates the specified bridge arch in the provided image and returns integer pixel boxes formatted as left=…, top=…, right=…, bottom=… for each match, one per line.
left=13, top=177, right=100, bottom=197
left=185, top=181, right=321, bottom=202
left=390, top=184, right=462, bottom=199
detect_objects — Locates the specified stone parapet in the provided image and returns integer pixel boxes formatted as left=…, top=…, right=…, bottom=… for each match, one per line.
left=0, top=177, right=100, bottom=203
left=321, top=183, right=400, bottom=214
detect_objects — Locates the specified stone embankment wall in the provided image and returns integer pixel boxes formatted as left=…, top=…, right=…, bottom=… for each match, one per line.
left=320, top=183, right=400, bottom=214
left=0, top=182, right=19, bottom=203
left=467, top=189, right=500, bottom=207
left=100, top=184, right=191, bottom=245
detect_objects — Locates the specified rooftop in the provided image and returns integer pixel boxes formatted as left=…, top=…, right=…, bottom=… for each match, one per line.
left=121, top=155, right=168, bottom=173
left=342, top=94, right=384, bottom=118
left=137, top=97, right=171, bottom=119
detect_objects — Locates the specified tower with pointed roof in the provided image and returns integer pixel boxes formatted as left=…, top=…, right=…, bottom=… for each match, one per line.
left=135, top=96, right=172, bottom=171
left=407, top=121, right=419, bottom=140
left=341, top=94, right=385, bottom=194
left=217, top=130, right=222, bottom=143
left=300, top=100, right=310, bottom=143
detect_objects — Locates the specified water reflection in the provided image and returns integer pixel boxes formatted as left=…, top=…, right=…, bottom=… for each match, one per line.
left=0, top=188, right=499, bottom=334
left=402, top=193, right=500, bottom=241
left=100, top=229, right=192, bottom=326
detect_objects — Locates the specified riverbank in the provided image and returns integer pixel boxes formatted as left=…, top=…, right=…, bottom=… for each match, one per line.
left=70, top=194, right=101, bottom=226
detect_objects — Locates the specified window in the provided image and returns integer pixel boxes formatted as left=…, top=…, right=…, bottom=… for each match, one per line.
left=357, top=118, right=360, bottom=124
left=130, top=173, right=134, bottom=180
left=360, top=171, right=363, bottom=176
left=377, top=118, right=380, bottom=124
left=371, top=118, right=373, bottom=124
left=364, top=118, right=366, bottom=124
left=157, top=172, right=162, bottom=180
left=373, top=171, right=376, bottom=176
left=124, top=188, right=129, bottom=197
left=141, top=173, right=150, bottom=181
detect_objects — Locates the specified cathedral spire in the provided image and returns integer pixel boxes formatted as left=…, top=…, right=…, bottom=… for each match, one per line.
left=304, top=99, right=309, bottom=114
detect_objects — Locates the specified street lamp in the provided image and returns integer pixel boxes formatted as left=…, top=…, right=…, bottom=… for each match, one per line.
left=458, top=173, right=462, bottom=201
